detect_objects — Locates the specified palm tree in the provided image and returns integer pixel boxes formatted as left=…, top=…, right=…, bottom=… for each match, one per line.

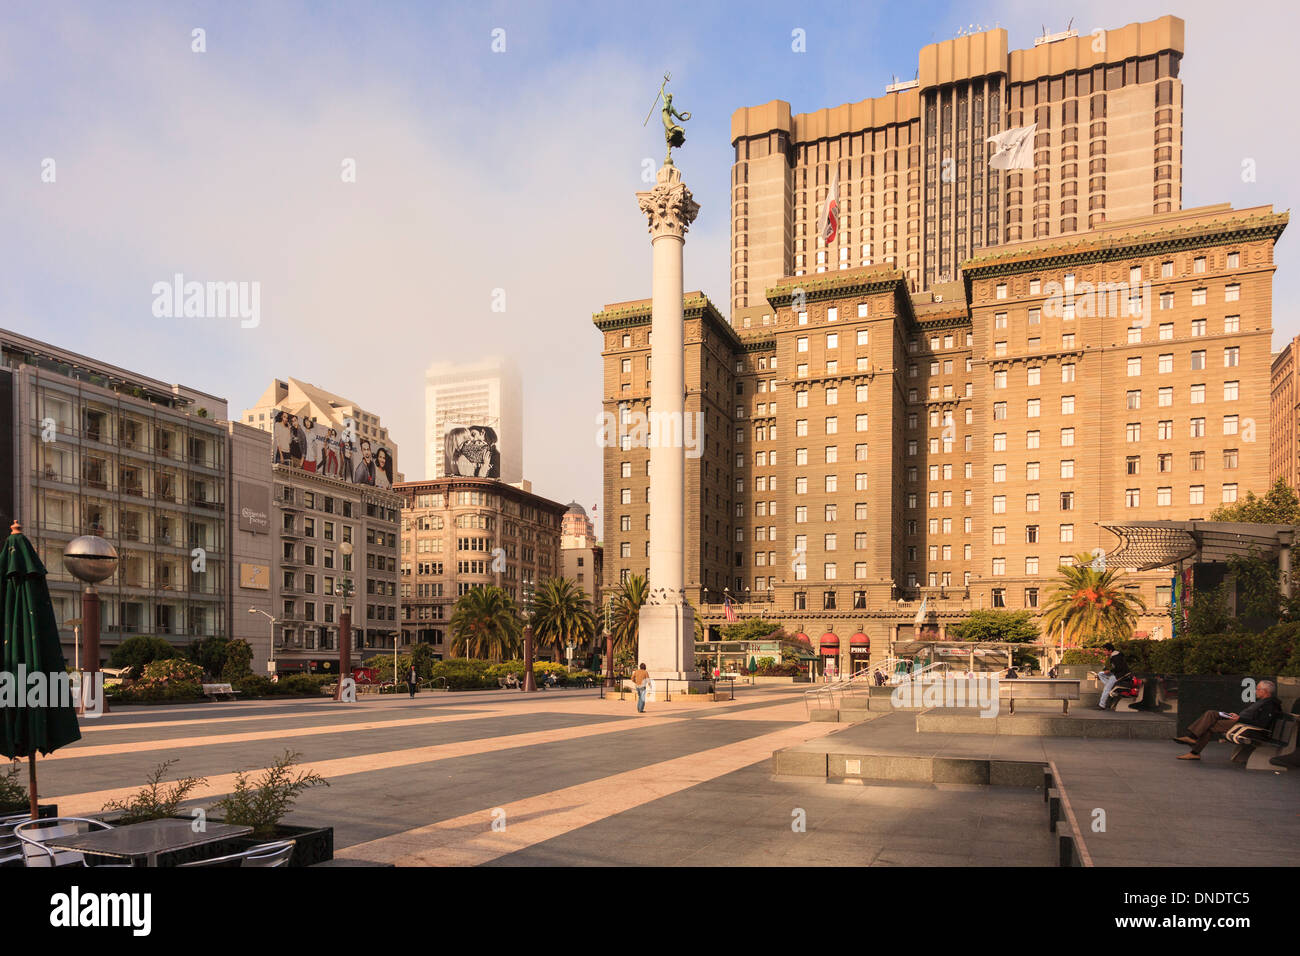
left=610, top=574, right=648, bottom=658
left=449, top=586, right=522, bottom=661
left=1041, top=553, right=1147, bottom=646
left=531, top=577, right=596, bottom=663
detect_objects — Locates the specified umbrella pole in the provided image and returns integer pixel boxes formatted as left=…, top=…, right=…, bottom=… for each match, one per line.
left=28, top=754, right=38, bottom=821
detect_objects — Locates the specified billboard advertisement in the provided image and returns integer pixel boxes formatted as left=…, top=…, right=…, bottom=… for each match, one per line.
left=444, top=424, right=501, bottom=479
left=271, top=409, right=394, bottom=488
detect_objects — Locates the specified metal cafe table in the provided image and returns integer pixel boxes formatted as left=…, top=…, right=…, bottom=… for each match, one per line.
left=43, top=818, right=253, bottom=867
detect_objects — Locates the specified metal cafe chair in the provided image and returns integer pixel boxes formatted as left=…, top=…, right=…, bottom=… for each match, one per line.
left=14, top=817, right=133, bottom=868
left=178, top=839, right=296, bottom=868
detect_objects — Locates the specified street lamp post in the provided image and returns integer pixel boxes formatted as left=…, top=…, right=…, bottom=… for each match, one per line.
left=603, top=596, right=614, bottom=688
left=247, top=608, right=278, bottom=674
left=63, top=535, right=119, bottom=715
left=334, top=578, right=355, bottom=700
left=522, top=580, right=537, bottom=693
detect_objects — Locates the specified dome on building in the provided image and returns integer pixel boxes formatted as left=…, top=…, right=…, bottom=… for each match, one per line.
left=565, top=501, right=587, bottom=515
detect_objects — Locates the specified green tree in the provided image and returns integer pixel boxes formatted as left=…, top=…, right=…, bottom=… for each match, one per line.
left=186, top=635, right=232, bottom=678
left=531, top=577, right=596, bottom=662
left=109, top=635, right=180, bottom=672
left=949, top=609, right=1039, bottom=643
left=1042, top=553, right=1147, bottom=646
left=720, top=618, right=782, bottom=642
left=449, top=586, right=522, bottom=661
left=1210, top=477, right=1300, bottom=523
left=221, top=639, right=254, bottom=681
left=610, top=574, right=648, bottom=657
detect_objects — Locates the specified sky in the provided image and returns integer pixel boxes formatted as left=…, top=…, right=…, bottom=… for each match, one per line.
left=3, top=0, right=1298, bottom=538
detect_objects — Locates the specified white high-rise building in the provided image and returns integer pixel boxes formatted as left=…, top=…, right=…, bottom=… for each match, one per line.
left=424, top=357, right=522, bottom=483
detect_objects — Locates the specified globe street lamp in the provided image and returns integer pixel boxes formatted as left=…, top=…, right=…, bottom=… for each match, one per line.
left=248, top=607, right=278, bottom=674
left=63, top=535, right=119, bottom=713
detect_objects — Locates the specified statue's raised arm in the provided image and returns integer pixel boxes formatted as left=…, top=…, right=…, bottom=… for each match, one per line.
left=644, top=73, right=692, bottom=166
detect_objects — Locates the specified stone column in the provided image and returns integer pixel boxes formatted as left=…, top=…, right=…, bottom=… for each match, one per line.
left=635, top=163, right=702, bottom=684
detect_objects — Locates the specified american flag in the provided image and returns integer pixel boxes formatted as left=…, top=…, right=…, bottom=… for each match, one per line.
left=724, top=595, right=738, bottom=623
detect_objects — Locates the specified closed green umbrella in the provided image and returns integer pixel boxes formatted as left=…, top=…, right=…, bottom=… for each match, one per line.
left=1, top=521, right=82, bottom=819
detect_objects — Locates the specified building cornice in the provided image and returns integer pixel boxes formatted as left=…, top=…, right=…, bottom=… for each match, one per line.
left=765, top=268, right=908, bottom=308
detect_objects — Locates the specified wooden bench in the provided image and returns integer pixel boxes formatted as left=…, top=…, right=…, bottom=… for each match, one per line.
left=201, top=683, right=242, bottom=701
left=998, top=679, right=1081, bottom=715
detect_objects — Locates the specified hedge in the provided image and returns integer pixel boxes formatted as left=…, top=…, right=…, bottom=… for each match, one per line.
left=1063, top=625, right=1300, bottom=676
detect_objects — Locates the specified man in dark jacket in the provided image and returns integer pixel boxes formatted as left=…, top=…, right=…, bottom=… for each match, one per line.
left=1097, top=642, right=1132, bottom=708
left=1174, top=681, right=1282, bottom=760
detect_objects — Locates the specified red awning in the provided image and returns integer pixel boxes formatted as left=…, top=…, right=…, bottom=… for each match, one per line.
left=850, top=632, right=869, bottom=648
left=819, top=632, right=839, bottom=655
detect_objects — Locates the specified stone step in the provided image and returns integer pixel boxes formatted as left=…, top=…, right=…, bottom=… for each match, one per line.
left=915, top=707, right=1175, bottom=739
left=772, top=746, right=1046, bottom=787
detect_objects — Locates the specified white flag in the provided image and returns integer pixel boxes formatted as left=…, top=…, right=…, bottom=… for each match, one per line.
left=913, top=596, right=928, bottom=627
left=817, top=171, right=840, bottom=245
left=986, top=123, right=1037, bottom=170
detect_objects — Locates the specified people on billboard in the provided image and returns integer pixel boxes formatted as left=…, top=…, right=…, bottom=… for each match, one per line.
left=375, top=447, right=394, bottom=489
left=353, top=438, right=376, bottom=485
left=445, top=425, right=501, bottom=478
left=269, top=408, right=393, bottom=487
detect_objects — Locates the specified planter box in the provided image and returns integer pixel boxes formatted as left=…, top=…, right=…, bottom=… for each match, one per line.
left=98, top=816, right=334, bottom=867
left=1175, top=674, right=1275, bottom=737
left=0, top=803, right=57, bottom=820
left=1057, top=665, right=1094, bottom=680
left=752, top=675, right=798, bottom=684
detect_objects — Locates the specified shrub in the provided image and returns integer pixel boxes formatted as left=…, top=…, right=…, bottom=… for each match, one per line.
left=1062, top=648, right=1106, bottom=668
left=1182, top=634, right=1255, bottom=675
left=233, top=674, right=276, bottom=697
left=1147, top=637, right=1189, bottom=674
left=185, top=636, right=232, bottom=679
left=109, top=635, right=179, bottom=672
left=428, top=658, right=496, bottom=690
left=107, top=680, right=203, bottom=703
left=209, top=750, right=328, bottom=840
left=283, top=674, right=332, bottom=696
left=0, top=764, right=29, bottom=813
left=101, top=760, right=207, bottom=824
left=221, top=640, right=254, bottom=681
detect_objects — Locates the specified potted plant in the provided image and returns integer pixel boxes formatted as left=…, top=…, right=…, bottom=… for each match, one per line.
left=100, top=759, right=206, bottom=824
left=207, top=750, right=333, bottom=866
left=0, top=764, right=57, bottom=819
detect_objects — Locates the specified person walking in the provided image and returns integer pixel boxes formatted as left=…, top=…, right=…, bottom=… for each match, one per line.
left=406, top=663, right=418, bottom=698
left=632, top=662, right=651, bottom=713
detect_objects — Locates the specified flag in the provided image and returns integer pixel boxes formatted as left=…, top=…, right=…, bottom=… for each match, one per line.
left=986, top=123, right=1037, bottom=170
left=724, top=595, right=738, bottom=623
left=913, top=596, right=927, bottom=627
left=817, top=172, right=840, bottom=245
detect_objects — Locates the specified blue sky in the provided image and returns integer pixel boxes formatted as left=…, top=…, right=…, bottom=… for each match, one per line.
left=2, top=0, right=1297, bottom=534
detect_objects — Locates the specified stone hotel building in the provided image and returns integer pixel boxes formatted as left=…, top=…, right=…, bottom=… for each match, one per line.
left=596, top=203, right=1286, bottom=674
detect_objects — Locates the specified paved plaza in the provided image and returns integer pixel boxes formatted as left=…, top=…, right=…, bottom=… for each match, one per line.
left=32, top=685, right=1296, bottom=866
left=35, top=685, right=1053, bottom=866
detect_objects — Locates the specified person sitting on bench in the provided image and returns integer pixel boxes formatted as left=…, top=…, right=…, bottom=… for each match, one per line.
left=1096, top=643, right=1131, bottom=709
left=1174, top=680, right=1282, bottom=760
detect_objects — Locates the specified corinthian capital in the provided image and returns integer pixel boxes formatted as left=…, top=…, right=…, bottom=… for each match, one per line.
left=636, top=164, right=700, bottom=239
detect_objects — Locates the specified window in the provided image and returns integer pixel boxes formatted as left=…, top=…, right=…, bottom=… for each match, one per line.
left=992, top=526, right=1007, bottom=545
left=1027, top=399, right=1041, bottom=418
left=1060, top=491, right=1074, bottom=511
left=1189, top=485, right=1204, bottom=505
left=1027, top=367, right=1041, bottom=386
left=1026, top=430, right=1040, bottom=449
left=1060, top=428, right=1075, bottom=447
left=1191, top=350, right=1206, bottom=370
left=1190, top=383, right=1205, bottom=404
left=1191, top=318, right=1206, bottom=337
left=1158, top=353, right=1173, bottom=374
left=1026, top=493, right=1040, bottom=512
left=797, top=336, right=808, bottom=352
left=1225, top=283, right=1240, bottom=302
left=994, top=402, right=1007, bottom=420
left=1126, top=390, right=1141, bottom=409
left=993, top=464, right=1007, bottom=483
left=1158, top=453, right=1172, bottom=472
left=992, top=495, right=1006, bottom=514
left=1224, top=346, right=1239, bottom=367
left=1190, top=417, right=1206, bottom=438
left=1190, top=450, right=1205, bottom=471
left=1026, top=461, right=1040, bottom=480
left=1127, top=357, right=1141, bottom=376
left=1224, top=381, right=1239, bottom=402
left=1224, top=315, right=1240, bottom=333
left=1126, top=488, right=1140, bottom=508
left=1224, top=448, right=1238, bottom=469
left=1158, top=420, right=1173, bottom=441
left=1061, top=395, right=1075, bottom=415
left=1224, top=414, right=1239, bottom=436
left=1222, top=483, right=1238, bottom=504
left=1059, top=524, right=1074, bottom=543
left=1026, top=525, right=1039, bottom=543
left=992, top=558, right=1006, bottom=576
left=1061, top=363, right=1075, bottom=382
left=1060, top=459, right=1074, bottom=479
left=1126, top=456, right=1140, bottom=475
left=1158, top=386, right=1172, bottom=407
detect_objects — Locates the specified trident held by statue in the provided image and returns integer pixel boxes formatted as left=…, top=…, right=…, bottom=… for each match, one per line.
left=644, top=72, right=692, bottom=166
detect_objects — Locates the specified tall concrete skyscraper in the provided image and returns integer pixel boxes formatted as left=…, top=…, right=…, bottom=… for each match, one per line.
left=729, top=15, right=1185, bottom=311
left=424, top=357, right=522, bottom=483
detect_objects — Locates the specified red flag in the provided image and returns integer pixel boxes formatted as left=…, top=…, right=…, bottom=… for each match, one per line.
left=724, top=595, right=738, bottom=623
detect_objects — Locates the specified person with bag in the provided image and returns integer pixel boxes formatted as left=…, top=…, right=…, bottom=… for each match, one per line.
left=632, top=662, right=651, bottom=713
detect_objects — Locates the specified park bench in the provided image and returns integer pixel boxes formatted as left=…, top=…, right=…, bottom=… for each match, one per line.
left=998, top=678, right=1081, bottom=715
left=201, top=683, right=241, bottom=702
left=1226, top=705, right=1299, bottom=771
